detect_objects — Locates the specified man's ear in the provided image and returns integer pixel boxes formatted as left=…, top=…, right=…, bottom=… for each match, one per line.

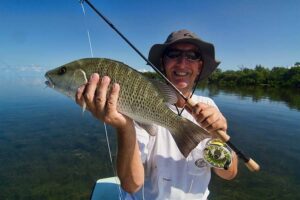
left=159, top=57, right=165, bottom=73
left=197, top=60, right=204, bottom=75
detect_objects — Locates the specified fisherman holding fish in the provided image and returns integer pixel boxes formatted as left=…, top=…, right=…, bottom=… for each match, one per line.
left=59, top=29, right=238, bottom=199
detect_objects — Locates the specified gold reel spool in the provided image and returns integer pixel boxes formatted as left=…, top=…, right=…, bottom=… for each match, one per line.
left=203, top=139, right=233, bottom=170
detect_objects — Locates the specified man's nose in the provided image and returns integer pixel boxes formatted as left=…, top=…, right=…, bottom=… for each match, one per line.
left=176, top=55, right=189, bottom=66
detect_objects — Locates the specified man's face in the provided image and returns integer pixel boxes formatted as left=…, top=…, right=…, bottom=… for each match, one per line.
left=162, top=43, right=203, bottom=95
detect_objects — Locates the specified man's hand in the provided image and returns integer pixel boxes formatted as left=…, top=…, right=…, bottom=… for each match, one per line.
left=189, top=102, right=238, bottom=179
left=189, top=102, right=227, bottom=133
left=75, top=73, right=132, bottom=129
left=75, top=73, right=144, bottom=191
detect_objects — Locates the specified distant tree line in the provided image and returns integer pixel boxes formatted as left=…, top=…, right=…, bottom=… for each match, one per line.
left=142, top=62, right=300, bottom=89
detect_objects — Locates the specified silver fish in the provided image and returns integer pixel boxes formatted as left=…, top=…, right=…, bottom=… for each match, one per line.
left=45, top=58, right=210, bottom=157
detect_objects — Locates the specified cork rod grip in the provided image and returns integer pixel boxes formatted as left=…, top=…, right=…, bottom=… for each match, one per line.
left=246, top=159, right=260, bottom=172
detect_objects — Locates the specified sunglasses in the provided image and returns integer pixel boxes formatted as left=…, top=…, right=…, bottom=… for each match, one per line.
left=164, top=49, right=202, bottom=61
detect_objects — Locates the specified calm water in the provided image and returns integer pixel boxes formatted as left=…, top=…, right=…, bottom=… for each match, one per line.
left=0, top=75, right=299, bottom=200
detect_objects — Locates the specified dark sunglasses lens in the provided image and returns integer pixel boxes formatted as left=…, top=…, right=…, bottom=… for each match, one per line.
left=185, top=51, right=200, bottom=60
left=165, top=50, right=182, bottom=58
left=165, top=50, right=201, bottom=60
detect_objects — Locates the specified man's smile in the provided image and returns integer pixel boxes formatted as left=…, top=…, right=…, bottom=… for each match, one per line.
left=173, top=70, right=190, bottom=77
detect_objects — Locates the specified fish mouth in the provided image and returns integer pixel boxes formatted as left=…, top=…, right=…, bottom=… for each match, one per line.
left=44, top=74, right=54, bottom=88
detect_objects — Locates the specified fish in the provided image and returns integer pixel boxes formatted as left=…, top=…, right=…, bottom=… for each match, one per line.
left=45, top=58, right=210, bottom=157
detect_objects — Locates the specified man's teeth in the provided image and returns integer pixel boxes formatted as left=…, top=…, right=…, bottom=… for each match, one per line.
left=174, top=71, right=188, bottom=76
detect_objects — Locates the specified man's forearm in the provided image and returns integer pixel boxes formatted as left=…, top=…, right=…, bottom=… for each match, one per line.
left=116, top=122, right=144, bottom=193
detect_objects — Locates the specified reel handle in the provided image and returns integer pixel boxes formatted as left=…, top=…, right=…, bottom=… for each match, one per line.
left=186, top=98, right=260, bottom=172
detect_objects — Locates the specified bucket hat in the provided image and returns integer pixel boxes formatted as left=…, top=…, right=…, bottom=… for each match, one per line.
left=148, top=29, right=220, bottom=81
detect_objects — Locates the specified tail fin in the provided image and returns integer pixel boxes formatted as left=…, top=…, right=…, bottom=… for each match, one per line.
left=170, top=118, right=211, bottom=157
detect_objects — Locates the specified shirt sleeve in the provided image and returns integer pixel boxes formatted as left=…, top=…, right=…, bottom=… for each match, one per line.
left=134, top=121, right=150, bottom=163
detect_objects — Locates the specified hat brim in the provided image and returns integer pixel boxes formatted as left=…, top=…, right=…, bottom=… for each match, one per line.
left=148, top=38, right=220, bottom=81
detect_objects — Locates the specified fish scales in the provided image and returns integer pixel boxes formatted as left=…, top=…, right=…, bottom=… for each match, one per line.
left=45, top=58, right=211, bottom=157
left=75, top=58, right=171, bottom=125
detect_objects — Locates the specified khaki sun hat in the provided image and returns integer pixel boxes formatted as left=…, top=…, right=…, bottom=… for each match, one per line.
left=148, top=29, right=220, bottom=81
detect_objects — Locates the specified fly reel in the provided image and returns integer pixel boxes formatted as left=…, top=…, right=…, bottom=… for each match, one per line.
left=203, top=139, right=232, bottom=170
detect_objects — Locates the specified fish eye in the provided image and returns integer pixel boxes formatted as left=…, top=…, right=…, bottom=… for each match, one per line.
left=58, top=66, right=67, bottom=75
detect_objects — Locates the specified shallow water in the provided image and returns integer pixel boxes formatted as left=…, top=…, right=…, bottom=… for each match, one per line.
left=0, top=76, right=299, bottom=199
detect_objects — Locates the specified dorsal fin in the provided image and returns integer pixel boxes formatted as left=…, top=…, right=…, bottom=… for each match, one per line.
left=149, top=79, right=178, bottom=104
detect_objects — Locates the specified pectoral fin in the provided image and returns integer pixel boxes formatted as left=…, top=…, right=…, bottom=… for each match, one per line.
left=73, top=69, right=88, bottom=86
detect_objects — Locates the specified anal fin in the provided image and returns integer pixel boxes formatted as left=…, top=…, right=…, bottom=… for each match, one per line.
left=136, top=122, right=158, bottom=136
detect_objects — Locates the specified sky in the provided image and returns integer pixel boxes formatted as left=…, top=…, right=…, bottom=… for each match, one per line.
left=0, top=0, right=299, bottom=76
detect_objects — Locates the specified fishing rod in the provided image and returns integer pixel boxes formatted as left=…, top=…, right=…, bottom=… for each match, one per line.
left=80, top=0, right=260, bottom=172
left=79, top=0, right=186, bottom=100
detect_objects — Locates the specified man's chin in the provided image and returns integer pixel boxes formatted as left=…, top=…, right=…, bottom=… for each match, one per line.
left=175, top=82, right=190, bottom=91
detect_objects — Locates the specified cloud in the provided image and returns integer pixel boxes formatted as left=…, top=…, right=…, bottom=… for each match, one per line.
left=138, top=68, right=154, bottom=73
left=0, top=64, right=49, bottom=78
left=18, top=65, right=47, bottom=73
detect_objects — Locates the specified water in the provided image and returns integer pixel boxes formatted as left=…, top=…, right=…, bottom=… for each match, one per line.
left=197, top=86, right=300, bottom=200
left=0, top=75, right=299, bottom=200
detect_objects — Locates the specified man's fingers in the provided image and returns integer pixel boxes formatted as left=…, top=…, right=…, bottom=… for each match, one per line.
left=191, top=103, right=227, bottom=133
left=205, top=119, right=223, bottom=132
left=74, top=74, right=124, bottom=126
left=203, top=114, right=227, bottom=133
left=95, top=76, right=111, bottom=117
left=192, top=103, right=209, bottom=123
left=84, top=73, right=99, bottom=112
left=200, top=112, right=220, bottom=128
left=192, top=104, right=202, bottom=115
left=105, top=83, right=120, bottom=119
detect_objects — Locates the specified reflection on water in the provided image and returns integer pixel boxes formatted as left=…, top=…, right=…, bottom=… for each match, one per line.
left=201, top=85, right=300, bottom=111
left=0, top=76, right=299, bottom=200
left=196, top=86, right=300, bottom=200
left=0, top=76, right=118, bottom=199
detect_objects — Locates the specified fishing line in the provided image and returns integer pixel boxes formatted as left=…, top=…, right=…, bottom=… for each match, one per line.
left=80, top=2, right=124, bottom=199
left=103, top=123, right=124, bottom=200
left=80, top=2, right=94, bottom=57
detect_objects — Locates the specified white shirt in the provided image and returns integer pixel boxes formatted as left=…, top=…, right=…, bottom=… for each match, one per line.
left=124, top=95, right=218, bottom=200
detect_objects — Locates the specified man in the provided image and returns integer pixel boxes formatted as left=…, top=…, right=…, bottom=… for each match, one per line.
left=76, top=29, right=238, bottom=199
